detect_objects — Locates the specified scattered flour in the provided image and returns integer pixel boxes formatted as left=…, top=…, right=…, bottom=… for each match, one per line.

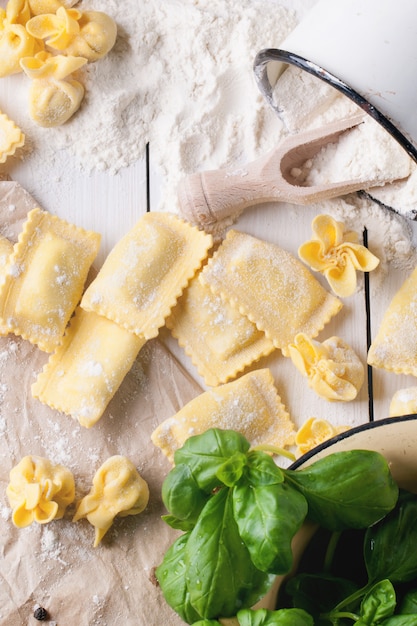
left=273, top=65, right=414, bottom=200
left=2, top=0, right=314, bottom=210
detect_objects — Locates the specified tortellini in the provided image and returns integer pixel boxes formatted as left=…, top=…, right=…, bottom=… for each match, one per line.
left=389, top=387, right=417, bottom=417
left=0, top=0, right=37, bottom=77
left=6, top=455, right=75, bottom=527
left=20, top=51, right=87, bottom=126
left=28, top=0, right=79, bottom=15
left=0, top=0, right=117, bottom=125
left=295, top=417, right=350, bottom=456
left=298, top=214, right=380, bottom=297
left=73, top=455, right=149, bottom=547
left=25, top=6, right=117, bottom=61
left=288, top=333, right=364, bottom=401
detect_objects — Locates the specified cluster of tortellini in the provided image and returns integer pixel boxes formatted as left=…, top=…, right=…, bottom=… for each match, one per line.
left=0, top=0, right=117, bottom=126
left=6, top=454, right=149, bottom=546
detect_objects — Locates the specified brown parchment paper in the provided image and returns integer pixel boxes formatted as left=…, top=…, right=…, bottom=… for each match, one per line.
left=0, top=181, right=203, bottom=626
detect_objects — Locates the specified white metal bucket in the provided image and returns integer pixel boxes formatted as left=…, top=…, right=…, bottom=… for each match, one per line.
left=254, top=0, right=417, bottom=162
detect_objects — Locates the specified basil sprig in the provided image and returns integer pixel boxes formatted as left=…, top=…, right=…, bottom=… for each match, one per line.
left=156, top=428, right=399, bottom=623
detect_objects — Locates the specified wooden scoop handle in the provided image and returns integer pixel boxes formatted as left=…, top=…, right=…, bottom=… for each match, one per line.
left=178, top=114, right=367, bottom=229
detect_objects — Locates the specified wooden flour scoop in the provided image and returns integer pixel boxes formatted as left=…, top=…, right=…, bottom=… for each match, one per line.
left=178, top=113, right=402, bottom=231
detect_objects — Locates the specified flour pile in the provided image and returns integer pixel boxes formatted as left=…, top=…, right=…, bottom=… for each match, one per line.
left=2, top=0, right=312, bottom=210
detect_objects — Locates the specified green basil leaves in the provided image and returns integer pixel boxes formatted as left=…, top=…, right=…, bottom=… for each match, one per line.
left=156, top=428, right=399, bottom=624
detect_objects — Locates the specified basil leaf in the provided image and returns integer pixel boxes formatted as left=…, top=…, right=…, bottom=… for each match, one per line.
left=191, top=621, right=221, bottom=626
left=174, top=428, right=250, bottom=492
left=243, top=450, right=285, bottom=486
left=216, top=451, right=248, bottom=487
left=161, top=514, right=195, bottom=531
left=359, top=580, right=396, bottom=624
left=284, top=450, right=398, bottom=530
left=185, top=487, right=274, bottom=618
left=162, top=463, right=208, bottom=525
left=155, top=533, right=202, bottom=624
left=285, top=572, right=359, bottom=619
left=381, top=617, right=417, bottom=625
left=233, top=481, right=307, bottom=574
left=400, top=591, right=417, bottom=615
left=365, top=491, right=417, bottom=584
left=237, top=607, right=314, bottom=626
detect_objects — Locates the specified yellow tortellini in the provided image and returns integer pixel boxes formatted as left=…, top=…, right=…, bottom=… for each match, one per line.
left=73, top=455, right=149, bottom=547
left=20, top=51, right=87, bottom=126
left=298, top=214, right=380, bottom=297
left=288, top=333, right=364, bottom=401
left=0, top=0, right=37, bottom=77
left=389, top=387, right=417, bottom=417
left=26, top=6, right=117, bottom=61
left=295, top=417, right=350, bottom=456
left=6, top=455, right=75, bottom=527
left=0, top=0, right=117, bottom=125
left=28, top=0, right=79, bottom=16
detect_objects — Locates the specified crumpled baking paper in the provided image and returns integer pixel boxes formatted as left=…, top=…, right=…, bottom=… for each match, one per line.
left=0, top=181, right=203, bottom=626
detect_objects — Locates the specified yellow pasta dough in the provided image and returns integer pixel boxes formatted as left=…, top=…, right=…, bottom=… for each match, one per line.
left=0, top=0, right=36, bottom=77
left=32, top=307, right=146, bottom=427
left=26, top=7, right=117, bottom=62
left=6, top=455, right=75, bottom=527
left=166, top=272, right=276, bottom=386
left=28, top=0, right=79, bottom=16
left=151, top=368, right=296, bottom=463
left=295, top=417, right=350, bottom=456
left=0, top=109, right=25, bottom=162
left=81, top=212, right=213, bottom=340
left=389, top=387, right=417, bottom=417
left=298, top=214, right=379, bottom=298
left=20, top=52, right=87, bottom=127
left=368, top=266, right=417, bottom=376
left=73, top=455, right=149, bottom=547
left=0, top=208, right=101, bottom=351
left=0, top=235, right=13, bottom=336
left=288, top=333, right=364, bottom=401
left=199, top=229, right=342, bottom=356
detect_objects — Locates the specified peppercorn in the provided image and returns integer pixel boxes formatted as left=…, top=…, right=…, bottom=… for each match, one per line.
left=33, top=606, right=48, bottom=621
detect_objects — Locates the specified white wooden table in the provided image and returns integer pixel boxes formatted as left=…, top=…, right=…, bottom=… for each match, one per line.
left=1, top=17, right=417, bottom=441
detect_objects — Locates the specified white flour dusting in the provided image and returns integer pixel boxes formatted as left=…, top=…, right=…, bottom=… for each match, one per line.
left=2, top=0, right=313, bottom=210
left=273, top=65, right=413, bottom=194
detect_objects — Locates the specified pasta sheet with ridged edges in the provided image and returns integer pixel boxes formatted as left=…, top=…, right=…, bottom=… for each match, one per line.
left=0, top=234, right=13, bottom=336
left=368, top=265, right=417, bottom=376
left=166, top=272, right=276, bottom=386
left=81, top=211, right=213, bottom=339
left=0, top=207, right=101, bottom=352
left=151, top=368, right=296, bottom=463
left=32, top=307, right=146, bottom=428
left=199, top=229, right=342, bottom=355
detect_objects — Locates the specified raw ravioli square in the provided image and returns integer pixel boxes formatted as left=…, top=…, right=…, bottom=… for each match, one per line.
left=200, top=229, right=342, bottom=355
left=81, top=212, right=213, bottom=339
left=167, top=273, right=275, bottom=386
left=32, top=307, right=146, bottom=428
left=0, top=208, right=101, bottom=351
